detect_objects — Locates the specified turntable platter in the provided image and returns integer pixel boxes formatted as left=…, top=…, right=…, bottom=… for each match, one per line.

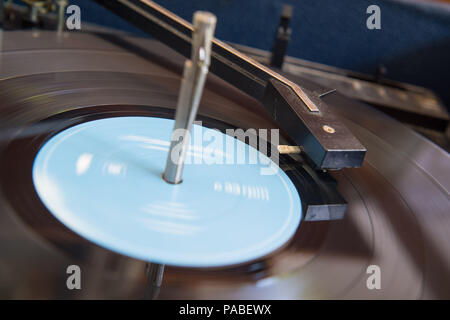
left=0, top=31, right=449, bottom=299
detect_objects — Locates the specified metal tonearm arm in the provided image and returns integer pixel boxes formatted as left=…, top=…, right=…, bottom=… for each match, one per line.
left=93, top=0, right=366, bottom=169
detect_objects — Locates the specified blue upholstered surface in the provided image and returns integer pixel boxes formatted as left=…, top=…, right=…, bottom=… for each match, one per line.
left=70, top=0, right=450, bottom=109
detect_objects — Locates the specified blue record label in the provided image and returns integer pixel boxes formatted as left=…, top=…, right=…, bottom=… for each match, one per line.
left=33, top=117, right=302, bottom=267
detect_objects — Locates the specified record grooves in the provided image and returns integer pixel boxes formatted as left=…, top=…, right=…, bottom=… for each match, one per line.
left=0, top=31, right=448, bottom=299
left=0, top=105, right=327, bottom=268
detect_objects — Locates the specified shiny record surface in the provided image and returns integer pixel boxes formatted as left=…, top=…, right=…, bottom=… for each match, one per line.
left=0, top=31, right=449, bottom=299
left=32, top=116, right=301, bottom=267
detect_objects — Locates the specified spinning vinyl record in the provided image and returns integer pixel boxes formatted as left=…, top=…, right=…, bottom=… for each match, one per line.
left=0, top=31, right=449, bottom=299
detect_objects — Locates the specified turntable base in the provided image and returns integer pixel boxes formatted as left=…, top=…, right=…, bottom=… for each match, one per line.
left=0, top=31, right=449, bottom=299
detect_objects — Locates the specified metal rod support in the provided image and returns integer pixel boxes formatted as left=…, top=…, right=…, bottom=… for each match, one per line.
left=163, top=11, right=216, bottom=184
left=57, top=0, right=68, bottom=33
left=145, top=263, right=165, bottom=300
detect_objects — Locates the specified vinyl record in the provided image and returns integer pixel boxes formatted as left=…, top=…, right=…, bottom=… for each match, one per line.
left=0, top=31, right=449, bottom=299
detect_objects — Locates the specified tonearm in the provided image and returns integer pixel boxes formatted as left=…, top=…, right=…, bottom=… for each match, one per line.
left=93, top=0, right=366, bottom=170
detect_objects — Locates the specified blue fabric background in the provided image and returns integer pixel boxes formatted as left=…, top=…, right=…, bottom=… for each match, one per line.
left=70, top=0, right=450, bottom=109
